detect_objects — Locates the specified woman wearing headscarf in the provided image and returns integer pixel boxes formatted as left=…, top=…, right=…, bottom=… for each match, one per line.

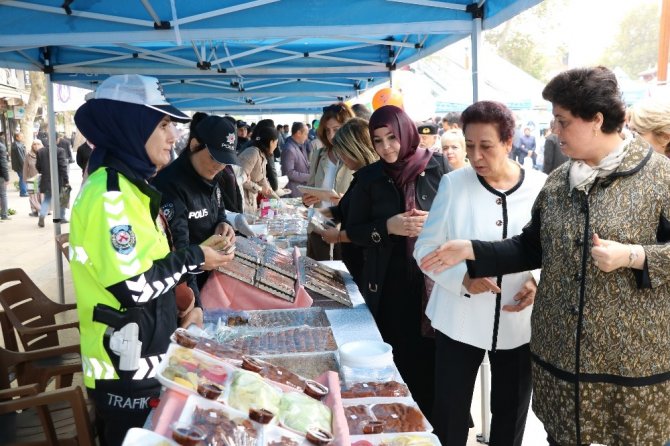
left=423, top=66, right=670, bottom=445
left=71, top=74, right=233, bottom=446
left=346, top=105, right=447, bottom=418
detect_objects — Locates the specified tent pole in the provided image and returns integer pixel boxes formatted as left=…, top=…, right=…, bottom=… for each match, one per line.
left=471, top=12, right=482, bottom=102
left=45, top=72, right=65, bottom=304
left=472, top=7, right=491, bottom=444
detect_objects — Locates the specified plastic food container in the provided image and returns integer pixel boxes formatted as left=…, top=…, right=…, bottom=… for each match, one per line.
left=338, top=340, right=396, bottom=385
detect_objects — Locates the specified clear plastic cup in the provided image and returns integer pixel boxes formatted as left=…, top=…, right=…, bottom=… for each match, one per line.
left=170, top=421, right=206, bottom=446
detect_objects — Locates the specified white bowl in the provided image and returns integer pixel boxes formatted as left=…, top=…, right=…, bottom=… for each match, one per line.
left=338, top=340, right=393, bottom=369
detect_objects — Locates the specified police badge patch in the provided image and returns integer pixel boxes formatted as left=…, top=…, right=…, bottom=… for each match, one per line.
left=161, top=202, right=175, bottom=221
left=110, top=225, right=137, bottom=255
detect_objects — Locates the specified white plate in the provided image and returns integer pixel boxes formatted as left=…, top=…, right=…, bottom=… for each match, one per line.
left=121, top=428, right=178, bottom=446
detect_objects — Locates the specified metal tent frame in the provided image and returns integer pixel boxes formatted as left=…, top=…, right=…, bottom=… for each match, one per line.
left=0, top=1, right=544, bottom=441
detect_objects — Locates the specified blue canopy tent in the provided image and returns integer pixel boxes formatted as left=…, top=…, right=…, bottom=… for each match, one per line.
left=1, top=0, right=541, bottom=112
left=0, top=2, right=542, bottom=439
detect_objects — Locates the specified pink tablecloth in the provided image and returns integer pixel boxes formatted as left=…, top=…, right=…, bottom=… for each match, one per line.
left=200, top=247, right=313, bottom=311
left=200, top=270, right=312, bottom=310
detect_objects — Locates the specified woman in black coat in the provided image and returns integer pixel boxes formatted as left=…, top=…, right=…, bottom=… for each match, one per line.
left=346, top=105, right=445, bottom=419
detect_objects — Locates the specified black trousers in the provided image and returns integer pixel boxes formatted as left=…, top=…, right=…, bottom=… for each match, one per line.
left=433, top=332, right=532, bottom=446
left=88, top=378, right=161, bottom=446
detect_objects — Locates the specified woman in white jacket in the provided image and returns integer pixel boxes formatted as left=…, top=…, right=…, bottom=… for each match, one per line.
left=414, top=101, right=546, bottom=446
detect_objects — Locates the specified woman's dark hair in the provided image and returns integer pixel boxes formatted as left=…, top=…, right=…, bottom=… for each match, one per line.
left=248, top=118, right=275, bottom=140
left=542, top=66, right=625, bottom=134
left=253, top=126, right=279, bottom=155
left=460, top=101, right=515, bottom=142
left=187, top=112, right=209, bottom=146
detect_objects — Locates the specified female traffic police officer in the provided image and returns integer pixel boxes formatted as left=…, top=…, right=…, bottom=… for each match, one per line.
left=71, top=74, right=234, bottom=445
left=152, top=114, right=239, bottom=327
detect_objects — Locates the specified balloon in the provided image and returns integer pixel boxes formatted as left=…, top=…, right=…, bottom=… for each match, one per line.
left=372, top=88, right=404, bottom=110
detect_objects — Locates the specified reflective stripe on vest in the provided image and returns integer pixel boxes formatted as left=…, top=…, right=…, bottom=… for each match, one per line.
left=133, top=354, right=164, bottom=380
left=82, top=355, right=116, bottom=380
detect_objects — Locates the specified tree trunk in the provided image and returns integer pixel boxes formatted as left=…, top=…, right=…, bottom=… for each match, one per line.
left=20, top=71, right=45, bottom=147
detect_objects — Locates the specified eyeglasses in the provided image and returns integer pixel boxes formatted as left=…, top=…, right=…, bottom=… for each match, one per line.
left=322, top=103, right=345, bottom=114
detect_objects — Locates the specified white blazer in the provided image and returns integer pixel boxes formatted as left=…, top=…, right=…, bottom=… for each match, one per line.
left=414, top=166, right=546, bottom=351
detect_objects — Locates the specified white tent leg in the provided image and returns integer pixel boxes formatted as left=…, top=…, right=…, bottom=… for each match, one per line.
left=477, top=352, right=491, bottom=443
left=46, top=72, right=65, bottom=304
left=470, top=6, right=482, bottom=102
left=471, top=7, right=490, bottom=443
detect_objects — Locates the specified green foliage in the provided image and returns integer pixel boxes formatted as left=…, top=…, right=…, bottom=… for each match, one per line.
left=486, top=29, right=548, bottom=81
left=599, top=2, right=659, bottom=77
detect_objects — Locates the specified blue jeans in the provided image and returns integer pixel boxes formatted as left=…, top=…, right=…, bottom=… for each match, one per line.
left=16, top=171, right=27, bottom=196
left=0, top=179, right=7, bottom=218
left=39, top=189, right=65, bottom=219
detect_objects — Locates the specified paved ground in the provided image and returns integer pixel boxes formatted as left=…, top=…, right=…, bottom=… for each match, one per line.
left=0, top=164, right=551, bottom=445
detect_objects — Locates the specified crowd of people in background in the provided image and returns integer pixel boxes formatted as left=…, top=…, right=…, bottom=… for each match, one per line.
left=1, top=65, right=670, bottom=446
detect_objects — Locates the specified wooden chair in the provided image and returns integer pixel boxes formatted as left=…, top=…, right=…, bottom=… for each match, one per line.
left=0, top=308, right=92, bottom=445
left=55, top=233, right=71, bottom=263
left=0, top=310, right=81, bottom=392
left=0, top=384, right=95, bottom=446
left=0, top=268, right=79, bottom=352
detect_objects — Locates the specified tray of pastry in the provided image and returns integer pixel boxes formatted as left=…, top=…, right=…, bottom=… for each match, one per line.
left=171, top=328, right=246, bottom=362
left=340, top=381, right=411, bottom=399
left=178, top=394, right=311, bottom=446
left=299, top=256, right=345, bottom=283
left=299, top=257, right=352, bottom=307
left=257, top=266, right=296, bottom=302
left=225, top=326, right=338, bottom=356
left=156, top=343, right=236, bottom=399
left=234, top=236, right=267, bottom=264
left=263, top=248, right=298, bottom=278
left=303, top=277, right=352, bottom=307
left=254, top=352, right=340, bottom=382
left=206, top=307, right=330, bottom=330
left=343, top=401, right=432, bottom=435
left=217, top=258, right=259, bottom=285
